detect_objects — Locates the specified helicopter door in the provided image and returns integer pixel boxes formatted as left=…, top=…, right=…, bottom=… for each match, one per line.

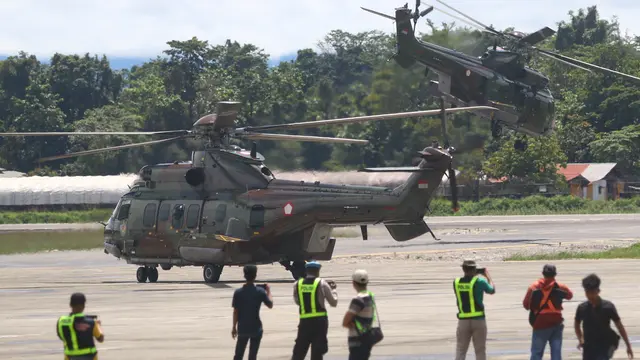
left=201, top=201, right=228, bottom=235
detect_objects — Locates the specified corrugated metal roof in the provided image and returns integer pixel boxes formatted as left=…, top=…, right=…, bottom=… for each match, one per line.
left=580, top=163, right=617, bottom=183
left=557, top=164, right=589, bottom=181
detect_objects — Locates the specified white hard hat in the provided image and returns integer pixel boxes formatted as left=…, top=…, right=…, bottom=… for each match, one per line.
left=352, top=269, right=369, bottom=284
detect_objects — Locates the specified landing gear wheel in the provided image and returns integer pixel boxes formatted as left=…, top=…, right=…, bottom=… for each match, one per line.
left=514, top=139, right=528, bottom=151
left=148, top=267, right=159, bottom=283
left=136, top=267, right=148, bottom=283
left=290, top=261, right=306, bottom=280
left=203, top=264, right=223, bottom=283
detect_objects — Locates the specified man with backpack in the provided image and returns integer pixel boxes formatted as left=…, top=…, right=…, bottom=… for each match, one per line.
left=523, top=264, right=573, bottom=360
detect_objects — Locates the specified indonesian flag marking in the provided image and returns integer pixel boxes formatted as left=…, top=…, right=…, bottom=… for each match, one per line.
left=418, top=180, right=429, bottom=189
left=283, top=202, right=294, bottom=216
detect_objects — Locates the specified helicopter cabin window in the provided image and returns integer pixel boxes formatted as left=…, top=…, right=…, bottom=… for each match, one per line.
left=186, top=204, right=200, bottom=229
left=158, top=203, right=170, bottom=222
left=172, top=204, right=185, bottom=229
left=214, top=204, right=227, bottom=223
left=142, top=203, right=157, bottom=228
left=249, top=205, right=265, bottom=229
left=116, top=202, right=131, bottom=221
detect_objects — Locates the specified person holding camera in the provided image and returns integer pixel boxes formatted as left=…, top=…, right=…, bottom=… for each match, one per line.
left=523, top=264, right=573, bottom=360
left=232, top=264, right=273, bottom=360
left=56, top=292, right=104, bottom=360
left=291, top=260, right=338, bottom=360
left=342, top=269, right=383, bottom=360
left=453, top=260, right=496, bottom=360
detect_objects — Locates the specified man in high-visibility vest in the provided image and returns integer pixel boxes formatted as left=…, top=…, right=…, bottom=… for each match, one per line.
left=56, top=293, right=104, bottom=360
left=453, top=260, right=496, bottom=360
left=291, top=261, right=338, bottom=360
left=523, top=264, right=573, bottom=360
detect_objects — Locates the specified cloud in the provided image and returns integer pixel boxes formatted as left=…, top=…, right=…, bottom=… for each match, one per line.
left=0, top=0, right=638, bottom=60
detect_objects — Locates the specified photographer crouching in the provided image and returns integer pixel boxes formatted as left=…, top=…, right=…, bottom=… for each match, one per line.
left=232, top=264, right=273, bottom=360
left=453, top=260, right=496, bottom=360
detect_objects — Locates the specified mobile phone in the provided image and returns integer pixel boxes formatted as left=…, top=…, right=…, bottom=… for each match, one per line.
left=256, top=284, right=267, bottom=290
left=476, top=267, right=486, bottom=275
left=85, top=315, right=98, bottom=320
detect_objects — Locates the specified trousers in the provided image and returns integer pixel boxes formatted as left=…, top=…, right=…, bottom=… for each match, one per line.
left=234, top=334, right=262, bottom=360
left=291, top=317, right=329, bottom=360
left=583, top=345, right=616, bottom=360
left=530, top=323, right=564, bottom=360
left=348, top=343, right=372, bottom=360
left=455, top=318, right=487, bottom=360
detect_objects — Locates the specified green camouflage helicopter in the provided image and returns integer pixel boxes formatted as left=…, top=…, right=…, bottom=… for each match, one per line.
left=362, top=0, right=640, bottom=150
left=0, top=101, right=498, bottom=283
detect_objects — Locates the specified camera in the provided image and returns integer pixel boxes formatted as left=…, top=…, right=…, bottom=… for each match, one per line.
left=476, top=267, right=486, bottom=275
left=256, top=284, right=268, bottom=290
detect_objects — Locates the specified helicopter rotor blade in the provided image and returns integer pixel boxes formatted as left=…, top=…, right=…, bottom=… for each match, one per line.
left=239, top=106, right=498, bottom=132
left=36, top=135, right=191, bottom=163
left=537, top=50, right=593, bottom=73
left=425, top=3, right=494, bottom=35
left=536, top=48, right=640, bottom=83
left=0, top=130, right=190, bottom=137
left=434, top=0, right=509, bottom=38
left=518, top=26, right=556, bottom=46
left=360, top=7, right=395, bottom=21
left=238, top=132, right=368, bottom=145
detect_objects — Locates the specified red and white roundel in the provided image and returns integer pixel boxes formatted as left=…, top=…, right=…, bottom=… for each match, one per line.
left=283, top=202, right=294, bottom=216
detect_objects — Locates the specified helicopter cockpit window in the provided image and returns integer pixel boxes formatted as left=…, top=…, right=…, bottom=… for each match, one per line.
left=172, top=204, right=185, bottom=229
left=186, top=204, right=200, bottom=229
left=142, top=203, right=157, bottom=228
left=116, top=203, right=131, bottom=221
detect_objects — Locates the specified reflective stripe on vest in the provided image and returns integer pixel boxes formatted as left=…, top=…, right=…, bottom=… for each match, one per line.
left=454, top=277, right=485, bottom=318
left=57, top=314, right=97, bottom=356
left=298, top=278, right=327, bottom=319
left=354, top=291, right=376, bottom=333
left=535, top=281, right=560, bottom=315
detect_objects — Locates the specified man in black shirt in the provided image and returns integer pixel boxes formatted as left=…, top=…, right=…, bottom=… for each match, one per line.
left=574, top=273, right=633, bottom=360
left=232, top=264, right=274, bottom=360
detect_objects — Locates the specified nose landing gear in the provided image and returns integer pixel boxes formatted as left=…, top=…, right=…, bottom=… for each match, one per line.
left=136, top=266, right=159, bottom=283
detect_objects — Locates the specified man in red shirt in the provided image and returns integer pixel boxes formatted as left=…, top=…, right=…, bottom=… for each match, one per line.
left=523, top=264, right=573, bottom=360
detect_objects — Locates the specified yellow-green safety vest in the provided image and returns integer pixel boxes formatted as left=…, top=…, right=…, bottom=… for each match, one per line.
left=57, top=313, right=98, bottom=356
left=297, top=278, right=327, bottom=319
left=454, top=277, right=485, bottom=318
left=354, top=291, right=377, bottom=333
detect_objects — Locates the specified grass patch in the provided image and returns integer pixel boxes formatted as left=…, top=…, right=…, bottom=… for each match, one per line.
left=428, top=195, right=640, bottom=216
left=0, top=230, right=104, bottom=255
left=0, top=196, right=638, bottom=225
left=505, top=243, right=640, bottom=261
left=0, top=209, right=112, bottom=224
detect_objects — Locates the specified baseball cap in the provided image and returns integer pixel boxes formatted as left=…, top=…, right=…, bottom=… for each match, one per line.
left=305, top=261, right=322, bottom=269
left=543, top=264, right=557, bottom=276
left=352, top=269, right=369, bottom=284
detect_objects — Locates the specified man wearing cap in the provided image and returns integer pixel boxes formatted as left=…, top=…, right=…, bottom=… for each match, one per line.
left=523, top=264, right=573, bottom=360
left=56, top=293, right=104, bottom=360
left=291, top=261, right=338, bottom=360
left=454, top=260, right=496, bottom=360
left=342, top=269, right=380, bottom=360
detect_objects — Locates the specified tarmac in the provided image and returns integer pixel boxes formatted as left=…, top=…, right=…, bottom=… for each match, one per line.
left=0, top=214, right=639, bottom=359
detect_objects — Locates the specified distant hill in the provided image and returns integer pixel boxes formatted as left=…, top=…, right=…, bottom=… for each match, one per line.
left=0, top=52, right=298, bottom=69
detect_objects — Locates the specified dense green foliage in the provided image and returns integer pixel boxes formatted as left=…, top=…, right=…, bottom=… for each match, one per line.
left=3, top=196, right=639, bottom=224
left=1, top=6, right=639, bottom=182
left=0, top=230, right=103, bottom=255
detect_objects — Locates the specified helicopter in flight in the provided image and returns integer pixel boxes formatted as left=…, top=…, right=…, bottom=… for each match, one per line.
left=362, top=0, right=640, bottom=150
left=0, top=101, right=497, bottom=283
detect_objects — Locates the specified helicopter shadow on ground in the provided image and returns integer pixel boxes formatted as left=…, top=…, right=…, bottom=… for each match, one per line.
left=102, top=278, right=295, bottom=290
left=380, top=238, right=550, bottom=249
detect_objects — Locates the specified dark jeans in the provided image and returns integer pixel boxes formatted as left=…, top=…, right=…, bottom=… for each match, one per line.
left=530, top=323, right=563, bottom=360
left=349, top=343, right=373, bottom=360
left=583, top=345, right=616, bottom=360
left=234, top=334, right=262, bottom=360
left=291, top=317, right=329, bottom=360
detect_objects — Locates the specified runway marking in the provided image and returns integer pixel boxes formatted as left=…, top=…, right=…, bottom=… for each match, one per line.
left=333, top=238, right=639, bottom=259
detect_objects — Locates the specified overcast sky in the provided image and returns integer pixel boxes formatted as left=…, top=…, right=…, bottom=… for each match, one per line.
left=1, top=0, right=639, bottom=60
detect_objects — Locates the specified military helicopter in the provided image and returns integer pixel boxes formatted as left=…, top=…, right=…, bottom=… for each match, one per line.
left=362, top=0, right=640, bottom=150
left=0, top=101, right=496, bottom=283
